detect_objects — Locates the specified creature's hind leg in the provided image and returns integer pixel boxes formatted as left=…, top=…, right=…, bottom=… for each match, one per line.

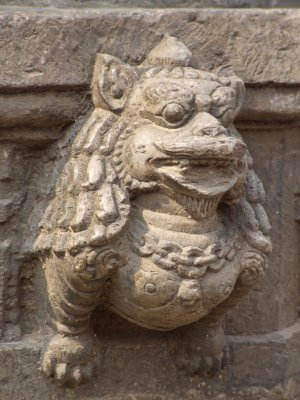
left=177, top=310, right=227, bottom=377
left=41, top=253, right=110, bottom=386
left=177, top=255, right=265, bottom=377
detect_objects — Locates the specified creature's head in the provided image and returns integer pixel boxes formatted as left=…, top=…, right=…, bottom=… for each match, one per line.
left=92, top=36, right=247, bottom=219
left=35, top=36, right=271, bottom=270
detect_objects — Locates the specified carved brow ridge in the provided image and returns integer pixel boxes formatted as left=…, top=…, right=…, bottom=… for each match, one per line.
left=145, top=84, right=194, bottom=102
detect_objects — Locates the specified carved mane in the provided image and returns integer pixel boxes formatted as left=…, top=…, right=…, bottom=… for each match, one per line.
left=34, top=110, right=130, bottom=258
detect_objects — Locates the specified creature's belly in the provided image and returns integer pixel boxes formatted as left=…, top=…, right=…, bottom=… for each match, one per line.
left=107, top=250, right=239, bottom=331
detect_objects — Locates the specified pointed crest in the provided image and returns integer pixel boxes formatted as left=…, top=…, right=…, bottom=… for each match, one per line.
left=143, top=36, right=192, bottom=67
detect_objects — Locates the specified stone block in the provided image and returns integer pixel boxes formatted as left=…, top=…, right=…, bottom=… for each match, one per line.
left=0, top=240, right=10, bottom=338
left=0, top=145, right=13, bottom=181
left=0, top=8, right=300, bottom=92
left=0, top=322, right=299, bottom=400
left=0, top=199, right=13, bottom=223
left=0, top=0, right=296, bottom=8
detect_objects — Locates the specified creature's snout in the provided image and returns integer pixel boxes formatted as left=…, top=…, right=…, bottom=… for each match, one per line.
left=154, top=136, right=247, bottom=161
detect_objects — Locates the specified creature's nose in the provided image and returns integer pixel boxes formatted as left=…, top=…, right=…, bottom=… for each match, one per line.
left=189, top=112, right=228, bottom=137
left=195, top=125, right=228, bottom=137
left=154, top=136, right=247, bottom=160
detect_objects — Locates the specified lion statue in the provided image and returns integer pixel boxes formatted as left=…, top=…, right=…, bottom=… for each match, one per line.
left=35, top=36, right=272, bottom=386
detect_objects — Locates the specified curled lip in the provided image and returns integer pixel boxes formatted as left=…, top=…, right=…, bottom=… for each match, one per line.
left=150, top=157, right=235, bottom=169
left=148, top=136, right=245, bottom=198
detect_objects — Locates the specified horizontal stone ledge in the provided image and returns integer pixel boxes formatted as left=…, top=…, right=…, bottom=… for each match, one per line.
left=0, top=91, right=90, bottom=129
left=0, top=321, right=299, bottom=399
left=0, top=8, right=299, bottom=88
left=0, top=1, right=296, bottom=8
left=239, top=87, right=300, bottom=122
left=0, top=127, right=64, bottom=144
left=0, top=87, right=299, bottom=140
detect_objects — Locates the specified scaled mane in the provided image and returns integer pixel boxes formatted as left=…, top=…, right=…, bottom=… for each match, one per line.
left=35, top=110, right=129, bottom=258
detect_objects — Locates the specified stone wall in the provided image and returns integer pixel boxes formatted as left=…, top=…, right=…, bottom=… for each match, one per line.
left=0, top=6, right=299, bottom=400
left=0, top=1, right=300, bottom=7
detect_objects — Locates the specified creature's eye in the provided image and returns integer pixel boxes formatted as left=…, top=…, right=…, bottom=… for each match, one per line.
left=162, top=103, right=186, bottom=124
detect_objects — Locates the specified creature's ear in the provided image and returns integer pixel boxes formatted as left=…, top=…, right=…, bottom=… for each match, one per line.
left=216, top=66, right=246, bottom=119
left=228, top=75, right=245, bottom=118
left=92, top=54, right=140, bottom=112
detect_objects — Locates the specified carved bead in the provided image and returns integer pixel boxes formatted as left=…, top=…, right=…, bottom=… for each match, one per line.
left=144, top=283, right=156, bottom=293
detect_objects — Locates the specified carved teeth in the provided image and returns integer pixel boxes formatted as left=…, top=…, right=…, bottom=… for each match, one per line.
left=174, top=193, right=220, bottom=218
left=160, top=158, right=234, bottom=168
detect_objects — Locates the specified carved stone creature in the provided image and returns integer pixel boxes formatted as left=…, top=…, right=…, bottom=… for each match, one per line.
left=35, top=36, right=272, bottom=386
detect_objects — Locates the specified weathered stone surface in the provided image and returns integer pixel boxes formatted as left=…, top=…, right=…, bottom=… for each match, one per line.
left=0, top=92, right=90, bottom=129
left=0, top=241, right=10, bottom=338
left=0, top=0, right=297, bottom=8
left=0, top=321, right=299, bottom=400
left=0, top=6, right=299, bottom=399
left=240, top=87, right=300, bottom=122
left=0, top=8, right=300, bottom=91
left=0, top=146, right=13, bottom=181
left=225, top=126, right=300, bottom=334
left=0, top=199, right=13, bottom=223
left=0, top=9, right=300, bottom=141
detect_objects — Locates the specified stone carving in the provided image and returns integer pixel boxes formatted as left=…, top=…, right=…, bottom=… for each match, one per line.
left=35, top=36, right=272, bottom=386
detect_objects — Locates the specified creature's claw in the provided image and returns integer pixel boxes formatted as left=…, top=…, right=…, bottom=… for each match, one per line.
left=177, top=348, right=227, bottom=377
left=41, top=333, right=97, bottom=386
left=177, top=321, right=227, bottom=377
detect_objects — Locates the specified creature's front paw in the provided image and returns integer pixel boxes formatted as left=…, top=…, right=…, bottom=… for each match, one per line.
left=41, top=332, right=98, bottom=386
left=177, top=346, right=228, bottom=376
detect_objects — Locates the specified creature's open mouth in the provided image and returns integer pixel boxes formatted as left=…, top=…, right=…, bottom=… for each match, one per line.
left=151, top=135, right=246, bottom=198
left=153, top=158, right=235, bottom=169
left=149, top=136, right=246, bottom=218
left=157, top=161, right=238, bottom=197
left=155, top=160, right=239, bottom=219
